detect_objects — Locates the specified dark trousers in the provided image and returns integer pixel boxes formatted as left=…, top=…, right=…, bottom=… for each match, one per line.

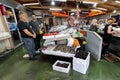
left=34, top=34, right=41, bottom=50
left=23, top=38, right=35, bottom=58
left=102, top=43, right=110, bottom=55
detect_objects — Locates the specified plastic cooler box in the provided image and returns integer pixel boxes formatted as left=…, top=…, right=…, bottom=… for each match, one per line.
left=73, top=52, right=90, bottom=74
left=52, top=60, right=71, bottom=73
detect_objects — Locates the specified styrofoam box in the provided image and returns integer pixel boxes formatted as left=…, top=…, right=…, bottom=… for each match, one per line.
left=43, top=35, right=55, bottom=39
left=73, top=52, right=90, bottom=74
left=52, top=60, right=71, bottom=73
left=42, top=45, right=75, bottom=58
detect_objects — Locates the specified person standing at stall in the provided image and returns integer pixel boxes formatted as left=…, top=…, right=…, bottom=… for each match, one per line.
left=29, top=14, right=41, bottom=52
left=17, top=12, right=37, bottom=60
left=102, top=18, right=117, bottom=56
left=68, top=16, right=75, bottom=27
left=89, top=19, right=98, bottom=32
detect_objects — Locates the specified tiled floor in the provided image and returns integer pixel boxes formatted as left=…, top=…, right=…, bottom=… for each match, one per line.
left=0, top=45, right=120, bottom=80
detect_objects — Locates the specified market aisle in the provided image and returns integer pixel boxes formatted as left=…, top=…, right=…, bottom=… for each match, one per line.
left=0, top=45, right=120, bottom=80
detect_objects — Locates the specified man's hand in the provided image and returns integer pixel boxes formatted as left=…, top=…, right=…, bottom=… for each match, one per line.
left=32, top=33, right=36, bottom=38
left=23, top=29, right=36, bottom=38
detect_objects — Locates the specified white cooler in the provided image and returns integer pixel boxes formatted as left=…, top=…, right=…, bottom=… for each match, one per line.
left=73, top=52, right=90, bottom=74
left=52, top=60, right=71, bottom=73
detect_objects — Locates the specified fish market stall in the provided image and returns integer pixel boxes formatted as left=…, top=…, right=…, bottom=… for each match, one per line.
left=41, top=25, right=83, bottom=58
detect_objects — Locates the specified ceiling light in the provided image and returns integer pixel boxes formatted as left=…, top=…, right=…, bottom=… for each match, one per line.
left=103, top=0, right=107, bottom=2
left=113, top=10, right=117, bottom=13
left=54, top=0, right=67, bottom=2
left=83, top=1, right=97, bottom=4
left=71, top=9, right=81, bottom=12
left=23, top=3, right=39, bottom=6
left=50, top=8, right=62, bottom=11
left=70, top=13, right=75, bottom=16
left=91, top=9, right=102, bottom=12
left=51, top=1, right=55, bottom=5
left=97, top=7, right=107, bottom=11
left=115, top=0, right=120, bottom=3
left=93, top=3, right=98, bottom=7
left=71, top=9, right=77, bottom=12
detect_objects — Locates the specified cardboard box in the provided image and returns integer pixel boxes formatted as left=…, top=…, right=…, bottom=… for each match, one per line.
left=73, top=52, right=90, bottom=74
left=52, top=60, right=71, bottom=73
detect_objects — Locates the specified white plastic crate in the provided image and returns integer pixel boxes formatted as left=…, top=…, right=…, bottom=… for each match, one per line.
left=43, top=35, right=55, bottom=39
left=73, top=52, right=90, bottom=74
left=42, top=45, right=75, bottom=58
left=52, top=60, right=71, bottom=73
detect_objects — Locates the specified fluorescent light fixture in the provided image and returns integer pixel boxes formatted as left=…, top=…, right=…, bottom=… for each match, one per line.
left=71, top=9, right=77, bottom=12
left=113, top=10, right=117, bottom=13
left=115, top=0, right=120, bottom=3
left=70, top=13, right=75, bottom=16
left=97, top=7, right=107, bottom=11
left=83, top=1, right=97, bottom=4
left=50, top=8, right=62, bottom=11
left=93, top=3, right=98, bottom=7
left=71, top=9, right=81, bottom=12
left=23, top=3, right=39, bottom=6
left=51, top=1, right=55, bottom=5
left=91, top=9, right=102, bottom=12
left=103, top=0, right=107, bottom=2
left=54, top=0, right=67, bottom=2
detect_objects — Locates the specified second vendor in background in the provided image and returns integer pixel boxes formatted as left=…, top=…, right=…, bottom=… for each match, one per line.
left=29, top=14, right=41, bottom=53
left=102, top=18, right=118, bottom=56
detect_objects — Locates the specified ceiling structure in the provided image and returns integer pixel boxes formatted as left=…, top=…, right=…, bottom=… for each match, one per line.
left=14, top=0, right=120, bottom=17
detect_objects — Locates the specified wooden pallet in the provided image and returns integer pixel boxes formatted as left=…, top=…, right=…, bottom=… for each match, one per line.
left=103, top=53, right=120, bottom=63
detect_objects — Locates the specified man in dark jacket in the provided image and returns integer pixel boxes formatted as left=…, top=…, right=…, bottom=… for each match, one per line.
left=29, top=14, right=41, bottom=52
left=17, top=12, right=36, bottom=60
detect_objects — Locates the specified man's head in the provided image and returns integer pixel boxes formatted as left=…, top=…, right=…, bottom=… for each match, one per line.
left=32, top=14, right=36, bottom=20
left=19, top=12, right=28, bottom=22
